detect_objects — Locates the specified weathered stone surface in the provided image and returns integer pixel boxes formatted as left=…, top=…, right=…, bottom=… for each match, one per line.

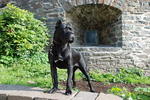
left=96, top=93, right=123, bottom=100
left=72, top=91, right=98, bottom=100
left=0, top=94, right=7, bottom=100
left=39, top=90, right=77, bottom=100
left=0, top=85, right=77, bottom=100
left=8, top=95, right=33, bottom=100
left=34, top=98, right=50, bottom=100
left=0, top=85, right=42, bottom=100
left=0, top=85, right=141, bottom=100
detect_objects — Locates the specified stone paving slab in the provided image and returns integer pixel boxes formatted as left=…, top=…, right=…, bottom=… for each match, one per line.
left=0, top=85, right=77, bottom=100
left=0, top=85, right=43, bottom=91
left=8, top=95, right=33, bottom=100
left=72, top=91, right=98, bottom=100
left=5, top=90, right=77, bottom=100
left=96, top=93, right=123, bottom=100
left=0, top=85, right=123, bottom=100
left=0, top=94, right=7, bottom=100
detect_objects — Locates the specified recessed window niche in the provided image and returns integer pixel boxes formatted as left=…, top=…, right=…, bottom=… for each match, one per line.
left=66, top=4, right=122, bottom=47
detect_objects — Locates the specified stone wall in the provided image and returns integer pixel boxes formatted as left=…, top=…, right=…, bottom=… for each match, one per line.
left=9, top=0, right=65, bottom=32
left=3, top=0, right=150, bottom=75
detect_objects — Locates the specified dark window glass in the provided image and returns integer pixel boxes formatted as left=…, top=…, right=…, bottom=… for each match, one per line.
left=85, top=30, right=98, bottom=45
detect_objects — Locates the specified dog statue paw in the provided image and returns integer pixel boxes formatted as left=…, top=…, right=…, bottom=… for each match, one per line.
left=65, top=89, right=72, bottom=95
left=90, top=89, right=95, bottom=92
left=47, top=87, right=58, bottom=94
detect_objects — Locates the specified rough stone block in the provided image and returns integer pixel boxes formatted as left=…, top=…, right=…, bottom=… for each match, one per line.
left=96, top=93, right=123, bottom=100
left=144, top=26, right=150, bottom=29
left=143, top=16, right=150, bottom=21
left=73, top=91, right=98, bottom=100
left=0, top=94, right=7, bottom=100
left=39, top=90, right=77, bottom=100
left=8, top=95, right=33, bottom=100
left=34, top=97, right=49, bottom=100
left=0, top=85, right=78, bottom=100
left=122, top=15, right=134, bottom=20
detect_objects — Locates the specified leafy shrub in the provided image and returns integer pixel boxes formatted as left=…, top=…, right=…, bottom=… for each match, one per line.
left=0, top=4, right=49, bottom=65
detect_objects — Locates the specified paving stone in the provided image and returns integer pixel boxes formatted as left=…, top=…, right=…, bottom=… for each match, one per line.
left=7, top=95, right=33, bottom=100
left=37, top=90, right=77, bottom=100
left=0, top=84, right=43, bottom=91
left=0, top=85, right=77, bottom=100
left=0, top=85, right=125, bottom=100
left=72, top=91, right=98, bottom=100
left=0, top=94, right=7, bottom=100
left=96, top=93, right=123, bottom=100
left=34, top=98, right=50, bottom=100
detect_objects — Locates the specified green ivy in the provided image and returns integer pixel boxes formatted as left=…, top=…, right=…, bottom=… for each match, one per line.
left=89, top=68, right=150, bottom=84
left=134, top=87, right=150, bottom=96
left=108, top=86, right=134, bottom=99
left=108, top=86, right=150, bottom=100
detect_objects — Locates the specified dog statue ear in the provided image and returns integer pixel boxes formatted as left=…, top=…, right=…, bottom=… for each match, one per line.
left=55, top=20, right=62, bottom=28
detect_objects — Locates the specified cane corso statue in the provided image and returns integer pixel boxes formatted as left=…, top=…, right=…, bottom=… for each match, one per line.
left=48, top=20, right=94, bottom=95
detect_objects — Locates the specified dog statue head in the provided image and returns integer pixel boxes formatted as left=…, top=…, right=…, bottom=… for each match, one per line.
left=54, top=20, right=75, bottom=44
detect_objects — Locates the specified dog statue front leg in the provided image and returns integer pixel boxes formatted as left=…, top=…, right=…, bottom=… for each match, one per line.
left=48, top=63, right=58, bottom=93
left=65, top=66, right=73, bottom=95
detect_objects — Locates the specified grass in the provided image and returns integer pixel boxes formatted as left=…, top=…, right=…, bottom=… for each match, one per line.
left=0, top=58, right=83, bottom=88
left=0, top=57, right=150, bottom=88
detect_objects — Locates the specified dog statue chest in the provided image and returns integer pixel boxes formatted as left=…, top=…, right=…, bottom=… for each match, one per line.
left=55, top=60, right=68, bottom=69
left=52, top=45, right=71, bottom=69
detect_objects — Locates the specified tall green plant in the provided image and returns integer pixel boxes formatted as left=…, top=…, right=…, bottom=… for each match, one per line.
left=0, top=4, right=49, bottom=65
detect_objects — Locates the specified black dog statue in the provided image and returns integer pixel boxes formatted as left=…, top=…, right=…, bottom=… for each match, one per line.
left=48, top=20, right=94, bottom=95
